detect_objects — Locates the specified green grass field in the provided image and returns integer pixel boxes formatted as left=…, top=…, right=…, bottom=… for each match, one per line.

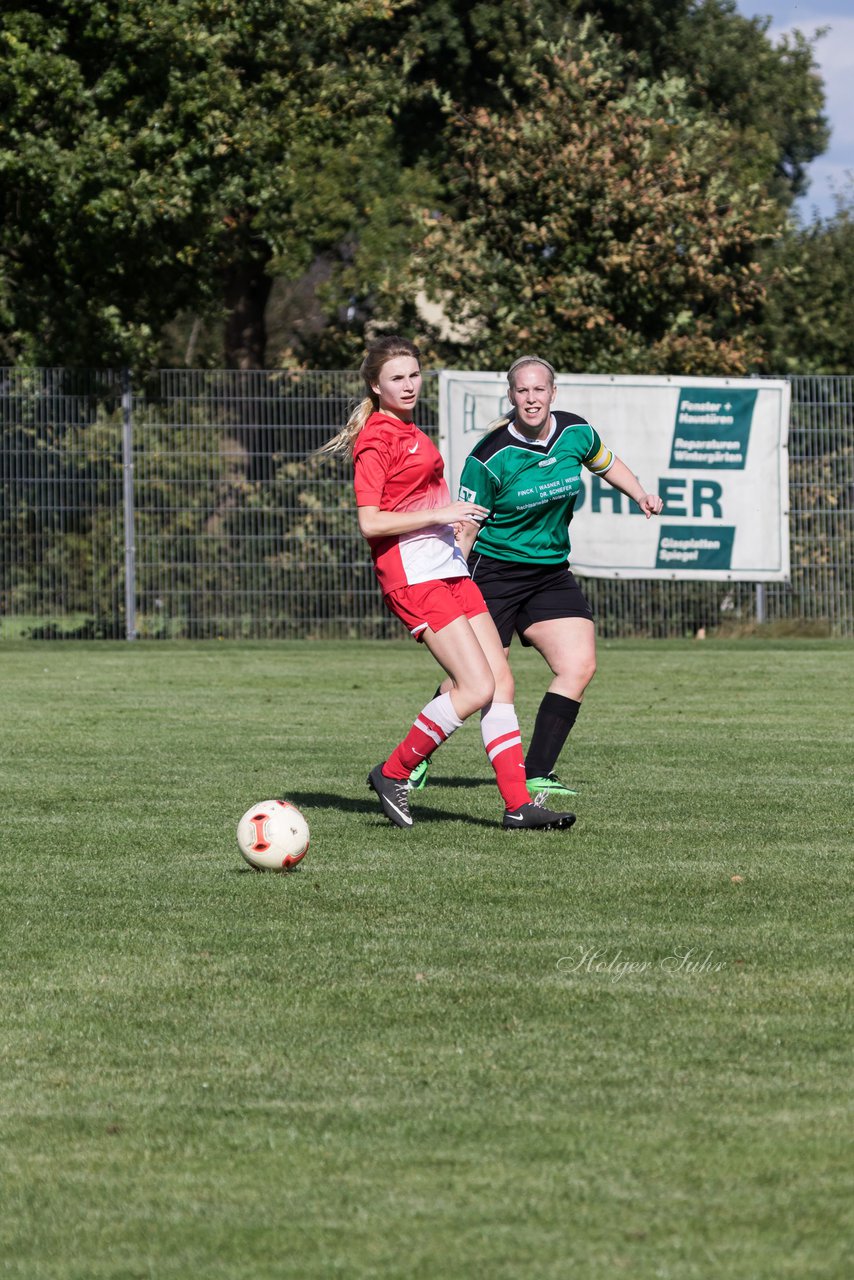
left=1, top=638, right=851, bottom=1279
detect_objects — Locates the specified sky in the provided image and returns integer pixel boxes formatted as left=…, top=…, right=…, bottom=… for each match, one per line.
left=734, top=0, right=854, bottom=221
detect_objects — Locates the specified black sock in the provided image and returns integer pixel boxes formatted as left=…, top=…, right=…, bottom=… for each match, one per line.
left=525, top=693, right=581, bottom=777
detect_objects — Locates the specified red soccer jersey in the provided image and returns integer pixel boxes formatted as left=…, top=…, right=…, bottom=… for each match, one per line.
left=352, top=411, right=469, bottom=594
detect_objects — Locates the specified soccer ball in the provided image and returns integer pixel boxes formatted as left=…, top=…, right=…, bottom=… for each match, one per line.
left=236, top=799, right=310, bottom=871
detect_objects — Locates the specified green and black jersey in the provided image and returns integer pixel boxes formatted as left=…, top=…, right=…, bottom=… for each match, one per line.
left=458, top=411, right=615, bottom=565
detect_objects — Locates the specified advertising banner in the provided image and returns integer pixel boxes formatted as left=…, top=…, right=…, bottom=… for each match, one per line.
left=438, top=371, right=791, bottom=581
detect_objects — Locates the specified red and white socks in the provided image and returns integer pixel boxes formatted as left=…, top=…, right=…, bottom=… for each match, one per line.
left=382, top=695, right=529, bottom=814
left=480, top=702, right=529, bottom=812
left=382, top=693, right=464, bottom=779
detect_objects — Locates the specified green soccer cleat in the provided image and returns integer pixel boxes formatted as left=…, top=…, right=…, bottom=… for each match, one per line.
left=526, top=772, right=578, bottom=799
left=407, top=757, right=430, bottom=792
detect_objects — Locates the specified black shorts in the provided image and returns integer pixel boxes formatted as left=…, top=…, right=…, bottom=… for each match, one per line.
left=468, top=551, right=593, bottom=647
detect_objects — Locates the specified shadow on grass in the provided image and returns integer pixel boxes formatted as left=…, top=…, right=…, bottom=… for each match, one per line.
left=284, top=786, right=498, bottom=829
left=231, top=864, right=307, bottom=875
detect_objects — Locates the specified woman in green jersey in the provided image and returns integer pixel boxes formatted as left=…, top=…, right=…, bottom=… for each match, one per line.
left=410, top=355, right=662, bottom=800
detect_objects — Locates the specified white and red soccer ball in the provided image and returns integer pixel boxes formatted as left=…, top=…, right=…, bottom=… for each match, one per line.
left=237, top=799, right=309, bottom=871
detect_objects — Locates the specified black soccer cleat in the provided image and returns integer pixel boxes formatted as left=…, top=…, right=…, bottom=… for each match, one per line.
left=367, top=764, right=413, bottom=828
left=502, top=801, right=576, bottom=831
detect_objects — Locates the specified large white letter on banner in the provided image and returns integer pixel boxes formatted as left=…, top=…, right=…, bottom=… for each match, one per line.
left=438, top=371, right=790, bottom=582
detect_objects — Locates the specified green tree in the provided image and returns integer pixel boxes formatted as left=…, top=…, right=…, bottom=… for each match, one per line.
left=363, top=31, right=779, bottom=375
left=761, top=194, right=854, bottom=375
left=0, top=0, right=404, bottom=368
left=300, top=1, right=828, bottom=368
left=572, top=0, right=829, bottom=206
left=361, top=2, right=571, bottom=151
left=0, top=1, right=833, bottom=371
left=365, top=0, right=826, bottom=204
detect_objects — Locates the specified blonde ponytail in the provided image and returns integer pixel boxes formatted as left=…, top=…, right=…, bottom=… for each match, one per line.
left=318, top=394, right=378, bottom=457
left=484, top=411, right=514, bottom=433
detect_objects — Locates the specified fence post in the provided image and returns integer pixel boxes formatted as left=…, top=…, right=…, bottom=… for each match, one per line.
left=755, top=582, right=766, bottom=626
left=121, top=368, right=137, bottom=641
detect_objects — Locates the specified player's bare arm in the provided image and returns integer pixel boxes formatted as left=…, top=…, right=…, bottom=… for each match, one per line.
left=601, top=457, right=663, bottom=518
left=357, top=500, right=488, bottom=541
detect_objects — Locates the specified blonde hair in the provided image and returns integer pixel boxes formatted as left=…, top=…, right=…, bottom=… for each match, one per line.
left=485, top=354, right=557, bottom=432
left=320, top=336, right=421, bottom=456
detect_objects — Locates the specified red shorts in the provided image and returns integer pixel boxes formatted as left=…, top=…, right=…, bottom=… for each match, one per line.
left=384, top=576, right=489, bottom=640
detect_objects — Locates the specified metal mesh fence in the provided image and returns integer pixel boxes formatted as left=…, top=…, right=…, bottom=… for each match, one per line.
left=1, top=368, right=851, bottom=639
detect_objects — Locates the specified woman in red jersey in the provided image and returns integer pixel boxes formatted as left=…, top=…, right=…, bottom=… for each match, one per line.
left=322, top=336, right=574, bottom=833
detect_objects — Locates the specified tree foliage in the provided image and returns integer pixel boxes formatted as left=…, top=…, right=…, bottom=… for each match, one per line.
left=761, top=196, right=854, bottom=375
left=0, top=0, right=404, bottom=367
left=572, top=0, right=829, bottom=205
left=0, top=1, right=838, bottom=372
left=367, top=32, right=780, bottom=375
left=305, top=1, right=831, bottom=371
